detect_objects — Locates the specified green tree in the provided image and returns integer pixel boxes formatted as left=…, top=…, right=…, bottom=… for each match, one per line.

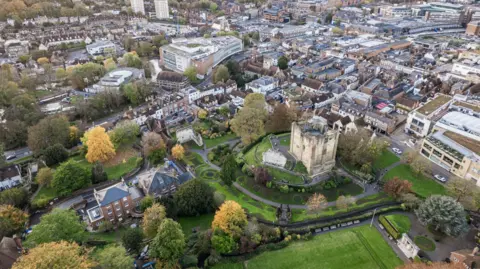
left=18, top=55, right=31, bottom=64
left=183, top=66, right=197, bottom=83
left=96, top=245, right=134, bottom=269
left=221, top=154, right=236, bottom=186
left=209, top=2, right=218, bottom=11
left=142, top=203, right=166, bottom=238
left=231, top=107, right=266, bottom=145
left=0, top=143, right=4, bottom=166
left=138, top=41, right=155, bottom=57
left=91, top=161, right=108, bottom=184
left=52, top=160, right=91, bottom=196
left=211, top=231, right=237, bottom=254
left=149, top=218, right=185, bottom=268
left=415, top=195, right=468, bottom=237
left=27, top=116, right=70, bottom=155
left=332, top=27, right=344, bottom=35
left=174, top=179, right=215, bottom=216
left=122, top=228, right=144, bottom=253
left=26, top=209, right=87, bottom=247
left=42, top=143, right=69, bottom=166
left=265, top=103, right=297, bottom=132
left=55, top=68, right=67, bottom=81
left=140, top=195, right=155, bottom=212
left=325, top=12, right=333, bottom=24
left=148, top=148, right=166, bottom=164
left=214, top=65, right=229, bottom=83
left=446, top=177, right=480, bottom=210
left=277, top=56, right=288, bottom=70
left=109, top=120, right=140, bottom=148
left=242, top=35, right=250, bottom=47
left=36, top=167, right=53, bottom=186
left=0, top=188, right=28, bottom=208
left=121, top=52, right=142, bottom=68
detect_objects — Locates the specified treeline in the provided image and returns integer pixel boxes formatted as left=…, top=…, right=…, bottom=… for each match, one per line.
left=0, top=0, right=91, bottom=21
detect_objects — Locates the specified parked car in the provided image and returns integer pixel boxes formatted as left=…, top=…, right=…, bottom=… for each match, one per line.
left=6, top=154, right=16, bottom=160
left=392, top=148, right=402, bottom=155
left=434, top=174, right=447, bottom=183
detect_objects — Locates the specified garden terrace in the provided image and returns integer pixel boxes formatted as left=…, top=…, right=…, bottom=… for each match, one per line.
left=213, top=225, right=403, bottom=269
left=382, top=164, right=446, bottom=198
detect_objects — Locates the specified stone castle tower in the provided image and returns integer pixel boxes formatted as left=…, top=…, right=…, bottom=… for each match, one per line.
left=290, top=116, right=340, bottom=176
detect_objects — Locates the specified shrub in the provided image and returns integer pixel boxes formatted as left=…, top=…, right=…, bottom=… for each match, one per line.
left=180, top=255, right=198, bottom=268
left=379, top=215, right=400, bottom=239
left=279, top=184, right=289, bottom=193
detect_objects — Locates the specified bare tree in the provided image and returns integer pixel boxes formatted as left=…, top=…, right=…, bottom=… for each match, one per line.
left=307, top=193, right=328, bottom=216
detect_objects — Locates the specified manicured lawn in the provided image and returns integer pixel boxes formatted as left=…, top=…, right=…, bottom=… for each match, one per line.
left=184, top=152, right=206, bottom=168
left=213, top=225, right=403, bottom=269
left=373, top=150, right=400, bottom=171
left=204, top=133, right=238, bottom=149
left=178, top=213, right=214, bottom=236
left=293, top=161, right=308, bottom=174
left=279, top=136, right=290, bottom=147
left=385, top=214, right=411, bottom=234
left=206, top=181, right=277, bottom=221
left=243, top=138, right=272, bottom=165
left=88, top=227, right=126, bottom=243
left=383, top=164, right=446, bottom=198
left=71, top=154, right=140, bottom=180
left=414, top=236, right=436, bottom=251
left=31, top=186, right=59, bottom=206
left=267, top=167, right=304, bottom=184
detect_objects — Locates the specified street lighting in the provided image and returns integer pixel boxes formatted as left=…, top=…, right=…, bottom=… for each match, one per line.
left=370, top=208, right=377, bottom=228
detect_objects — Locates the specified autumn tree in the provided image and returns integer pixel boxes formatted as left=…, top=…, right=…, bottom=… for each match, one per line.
left=231, top=93, right=267, bottom=145
left=12, top=241, right=93, bottom=269
left=109, top=120, right=140, bottom=148
left=198, top=109, right=208, bottom=119
left=174, top=179, right=215, bottom=216
left=27, top=209, right=87, bottom=246
left=36, top=167, right=53, bottom=186
left=55, top=68, right=67, bottom=81
left=214, top=65, right=230, bottom=84
left=68, top=126, right=81, bottom=148
left=52, top=160, right=91, bottom=196
left=121, top=52, right=142, bottom=68
left=142, top=203, right=166, bottom=238
left=212, top=200, right=247, bottom=237
left=103, top=58, right=117, bottom=71
left=172, top=144, right=185, bottom=160
left=142, top=132, right=166, bottom=156
left=37, top=57, right=49, bottom=65
left=220, top=154, right=237, bottom=186
left=336, top=195, right=356, bottom=210
left=415, top=195, right=468, bottom=237
left=446, top=177, right=480, bottom=210
left=96, top=245, right=134, bottom=269
left=149, top=218, right=185, bottom=268
left=85, top=126, right=116, bottom=163
left=27, top=115, right=70, bottom=154
left=383, top=177, right=412, bottom=199
left=265, top=103, right=297, bottom=133
left=307, top=193, right=328, bottom=216
left=254, top=167, right=271, bottom=186
left=0, top=205, right=28, bottom=238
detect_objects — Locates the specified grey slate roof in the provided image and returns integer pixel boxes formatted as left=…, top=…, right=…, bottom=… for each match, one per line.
left=99, top=187, right=130, bottom=206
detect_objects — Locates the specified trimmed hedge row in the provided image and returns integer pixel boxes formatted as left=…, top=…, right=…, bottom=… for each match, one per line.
left=379, top=215, right=400, bottom=239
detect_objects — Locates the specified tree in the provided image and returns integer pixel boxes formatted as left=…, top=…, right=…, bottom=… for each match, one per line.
left=52, top=160, right=91, bottom=196
left=265, top=103, right=297, bottom=133
left=183, top=66, right=197, bottom=83
left=172, top=144, right=185, bottom=160
left=96, top=245, right=134, bottom=269
left=109, top=120, right=140, bottom=148
left=142, top=203, right=166, bottom=238
left=220, top=154, right=236, bottom=186
left=226, top=60, right=241, bottom=76
left=243, top=35, right=250, bottom=47
left=27, top=209, right=87, bottom=246
left=36, top=167, right=53, bottom=186
left=142, top=132, right=166, bottom=156
left=231, top=94, right=267, bottom=145
left=12, top=241, right=93, bottom=269
left=383, top=177, right=412, bottom=199
left=18, top=55, right=31, bottom=64
left=55, top=68, right=67, bottom=81
left=415, top=195, right=468, bottom=237
left=121, top=52, right=142, bottom=68
left=244, top=93, right=267, bottom=111
left=69, top=62, right=106, bottom=89
left=174, top=179, right=215, bottom=216
left=0, top=205, right=28, bottom=238
left=198, top=109, right=208, bottom=119
left=400, top=193, right=421, bottom=210
left=336, top=195, right=355, bottom=210
left=0, top=188, right=28, bottom=208
left=211, top=232, right=237, bottom=254
left=103, top=58, right=117, bottom=71
left=396, top=262, right=464, bottom=269
left=91, top=162, right=108, bottom=184
left=37, top=57, right=49, bottom=65
left=410, top=155, right=431, bottom=176
left=149, top=218, right=185, bottom=268
left=137, top=42, right=154, bottom=57
left=212, top=200, right=247, bottom=237
left=122, top=82, right=151, bottom=106
left=122, top=228, right=144, bottom=253
left=306, top=193, right=328, bottom=215
left=214, top=65, right=229, bottom=84
left=254, top=167, right=271, bottom=186
left=277, top=56, right=288, bottom=70
left=332, top=27, right=344, bottom=35
left=446, top=177, right=479, bottom=206
left=85, top=126, right=116, bottom=163
left=42, top=143, right=69, bottom=166
left=27, top=115, right=70, bottom=154
left=325, top=12, right=333, bottom=24
left=140, top=195, right=155, bottom=212
left=209, top=2, right=218, bottom=11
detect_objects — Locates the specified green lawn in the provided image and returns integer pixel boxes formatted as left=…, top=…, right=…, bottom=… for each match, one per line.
left=204, top=133, right=238, bottom=149
left=267, top=167, right=304, bottom=184
left=414, top=236, right=436, bottom=251
left=293, top=161, right=308, bottom=174
left=178, top=214, right=214, bottom=236
left=88, top=227, right=126, bottom=243
left=279, top=135, right=290, bottom=147
left=213, top=225, right=403, bottom=269
left=184, top=152, right=206, bottom=168
left=30, top=90, right=52, bottom=99
left=31, top=186, right=59, bottom=207
left=243, top=138, right=272, bottom=165
left=383, top=164, right=446, bottom=198
left=385, top=214, right=411, bottom=234
left=71, top=154, right=140, bottom=180
left=373, top=150, right=400, bottom=171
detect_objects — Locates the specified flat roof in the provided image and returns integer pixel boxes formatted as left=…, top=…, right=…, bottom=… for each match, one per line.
left=444, top=130, right=480, bottom=156
left=440, top=111, right=480, bottom=135
left=452, top=101, right=480, bottom=113
left=416, top=94, right=452, bottom=116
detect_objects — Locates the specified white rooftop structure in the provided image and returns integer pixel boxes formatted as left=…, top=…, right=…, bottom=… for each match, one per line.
left=435, top=111, right=480, bottom=141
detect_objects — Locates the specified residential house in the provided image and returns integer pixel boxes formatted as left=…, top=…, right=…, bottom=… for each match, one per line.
left=301, top=78, right=323, bottom=92
left=450, top=249, right=480, bottom=268
left=365, top=111, right=397, bottom=134
left=0, top=165, right=22, bottom=191
left=137, top=168, right=193, bottom=197
left=246, top=76, right=278, bottom=95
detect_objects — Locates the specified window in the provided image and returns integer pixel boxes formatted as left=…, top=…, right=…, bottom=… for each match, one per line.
left=107, top=209, right=112, bottom=215
left=116, top=206, right=121, bottom=211
left=124, top=203, right=129, bottom=207
left=123, top=197, right=128, bottom=202
left=421, top=149, right=430, bottom=157
left=114, top=201, right=119, bottom=205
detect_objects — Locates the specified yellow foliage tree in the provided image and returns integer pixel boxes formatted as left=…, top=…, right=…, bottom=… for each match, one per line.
left=142, top=203, right=166, bottom=238
left=12, top=241, right=94, bottom=269
left=212, top=200, right=247, bottom=237
left=69, top=126, right=80, bottom=146
left=0, top=205, right=28, bottom=235
left=198, top=109, right=208, bottom=119
left=37, top=57, right=49, bottom=65
left=85, top=126, right=116, bottom=163
left=171, top=144, right=185, bottom=160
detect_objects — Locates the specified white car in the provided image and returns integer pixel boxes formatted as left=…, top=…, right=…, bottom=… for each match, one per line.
left=392, top=148, right=402, bottom=155
left=434, top=174, right=447, bottom=183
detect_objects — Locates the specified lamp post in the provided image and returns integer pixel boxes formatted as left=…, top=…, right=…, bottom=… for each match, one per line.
left=370, top=208, right=377, bottom=228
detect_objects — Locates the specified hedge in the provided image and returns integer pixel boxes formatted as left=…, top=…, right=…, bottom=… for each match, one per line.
left=240, top=131, right=290, bottom=154
left=379, top=215, right=400, bottom=239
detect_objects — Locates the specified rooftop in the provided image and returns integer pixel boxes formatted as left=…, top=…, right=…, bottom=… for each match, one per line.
left=444, top=131, right=480, bottom=156
left=416, top=94, right=452, bottom=116
left=452, top=101, right=480, bottom=113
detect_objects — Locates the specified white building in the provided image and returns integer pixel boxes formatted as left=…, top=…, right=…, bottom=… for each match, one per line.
left=86, top=41, right=116, bottom=56
left=130, top=0, right=145, bottom=14
left=87, top=68, right=144, bottom=93
left=245, top=76, right=278, bottom=95
left=154, top=0, right=169, bottom=19
left=0, top=165, right=22, bottom=190
left=405, top=94, right=453, bottom=137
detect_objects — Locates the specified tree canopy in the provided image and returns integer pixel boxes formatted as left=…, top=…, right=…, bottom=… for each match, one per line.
left=214, top=65, right=230, bottom=84
left=95, top=245, right=134, bottom=269
left=122, top=228, right=144, bottom=254
left=51, top=160, right=91, bottom=196
left=265, top=103, right=297, bottom=133
left=149, top=218, right=185, bottom=268
left=277, top=56, right=288, bottom=70
left=27, top=115, right=70, bottom=154
left=109, top=120, right=140, bottom=148
left=212, top=201, right=247, bottom=237
left=172, top=144, right=185, bottom=160
left=231, top=93, right=267, bottom=144
left=221, top=154, right=236, bottom=186
left=85, top=126, right=116, bottom=163
left=142, top=203, right=166, bottom=238
left=183, top=66, right=197, bottom=83
left=383, top=177, right=412, bottom=199
left=174, top=179, right=215, bottom=216
left=0, top=205, right=28, bottom=239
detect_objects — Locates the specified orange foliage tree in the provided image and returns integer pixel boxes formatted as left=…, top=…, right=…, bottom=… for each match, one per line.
left=384, top=177, right=413, bottom=198
left=307, top=193, right=328, bottom=215
left=84, top=126, right=115, bottom=163
left=0, top=205, right=28, bottom=236
left=171, top=144, right=185, bottom=160
left=212, top=200, right=247, bottom=237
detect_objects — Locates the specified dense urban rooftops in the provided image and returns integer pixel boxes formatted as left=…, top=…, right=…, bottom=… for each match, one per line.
left=416, top=95, right=452, bottom=116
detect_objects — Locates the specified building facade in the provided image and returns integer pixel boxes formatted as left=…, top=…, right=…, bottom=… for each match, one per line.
left=130, top=0, right=145, bottom=14
left=290, top=116, right=340, bottom=176
left=154, top=0, right=169, bottom=19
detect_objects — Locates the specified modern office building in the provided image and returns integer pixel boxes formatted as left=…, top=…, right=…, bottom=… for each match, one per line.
left=404, top=94, right=453, bottom=137
left=160, top=36, right=243, bottom=75
left=154, top=0, right=169, bottom=19
left=130, top=0, right=145, bottom=15
left=86, top=41, right=116, bottom=56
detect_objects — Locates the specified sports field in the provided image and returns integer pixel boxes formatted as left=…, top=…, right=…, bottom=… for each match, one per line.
left=213, top=225, right=403, bottom=269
